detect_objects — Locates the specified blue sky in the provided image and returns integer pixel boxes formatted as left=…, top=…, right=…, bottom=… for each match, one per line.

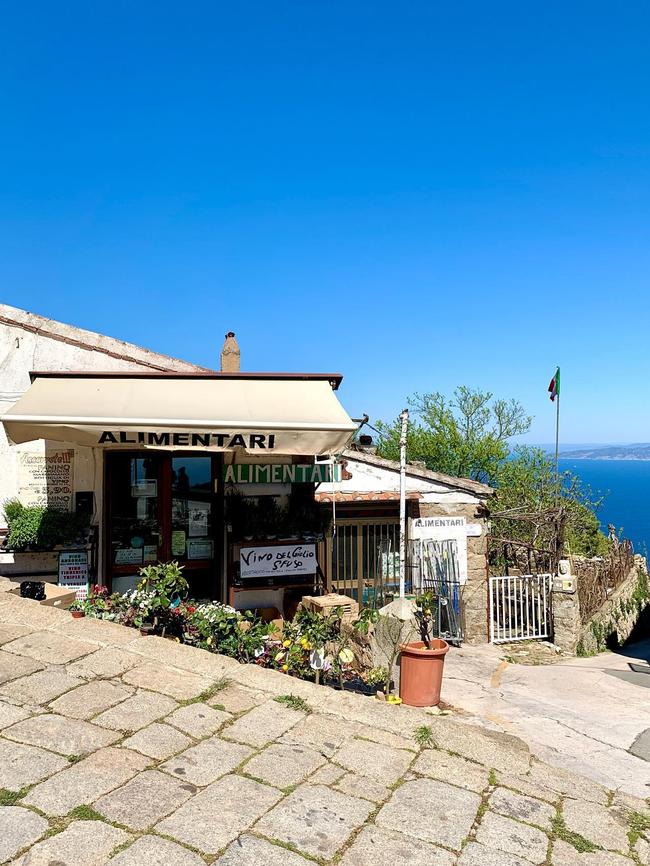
left=1, top=2, right=649, bottom=444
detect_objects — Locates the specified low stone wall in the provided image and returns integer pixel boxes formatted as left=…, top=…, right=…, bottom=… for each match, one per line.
left=552, top=557, right=649, bottom=655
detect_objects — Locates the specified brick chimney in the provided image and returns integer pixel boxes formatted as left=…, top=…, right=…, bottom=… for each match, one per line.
left=221, top=331, right=240, bottom=373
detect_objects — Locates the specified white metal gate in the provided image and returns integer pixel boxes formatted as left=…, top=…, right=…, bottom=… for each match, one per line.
left=489, top=573, right=552, bottom=643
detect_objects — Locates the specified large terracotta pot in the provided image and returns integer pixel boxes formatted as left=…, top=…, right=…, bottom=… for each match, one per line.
left=399, top=639, right=449, bottom=707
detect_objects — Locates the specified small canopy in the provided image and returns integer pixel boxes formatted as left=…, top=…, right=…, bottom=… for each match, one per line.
left=2, top=372, right=358, bottom=456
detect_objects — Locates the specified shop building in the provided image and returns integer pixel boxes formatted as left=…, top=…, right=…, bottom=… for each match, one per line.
left=0, top=306, right=356, bottom=615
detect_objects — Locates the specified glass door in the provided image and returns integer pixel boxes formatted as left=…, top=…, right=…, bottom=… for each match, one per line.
left=106, top=452, right=219, bottom=598
left=170, top=456, right=215, bottom=598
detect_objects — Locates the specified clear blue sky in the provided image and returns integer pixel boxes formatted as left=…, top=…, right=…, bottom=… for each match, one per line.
left=1, top=2, right=649, bottom=444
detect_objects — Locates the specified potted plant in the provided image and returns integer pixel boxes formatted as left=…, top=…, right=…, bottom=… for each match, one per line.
left=399, top=591, right=449, bottom=707
left=69, top=598, right=86, bottom=618
left=136, top=561, right=189, bottom=637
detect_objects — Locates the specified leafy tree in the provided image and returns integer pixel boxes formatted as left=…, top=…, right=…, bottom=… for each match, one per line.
left=375, top=387, right=532, bottom=484
left=375, top=388, right=609, bottom=560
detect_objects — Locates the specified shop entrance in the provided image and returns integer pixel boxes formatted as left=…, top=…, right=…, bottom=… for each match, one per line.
left=105, top=452, right=220, bottom=598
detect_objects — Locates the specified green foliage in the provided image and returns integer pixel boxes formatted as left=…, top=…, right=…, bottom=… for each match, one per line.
left=376, top=387, right=531, bottom=484
left=186, top=602, right=272, bottom=662
left=4, top=500, right=89, bottom=550
left=627, top=810, right=650, bottom=846
left=67, top=804, right=104, bottom=821
left=3, top=499, right=24, bottom=523
left=137, top=561, right=188, bottom=608
left=413, top=724, right=435, bottom=748
left=365, top=666, right=389, bottom=687
left=375, top=387, right=610, bottom=558
left=632, top=569, right=649, bottom=612
left=273, top=694, right=311, bottom=713
left=0, top=787, right=28, bottom=805
left=551, top=815, right=598, bottom=853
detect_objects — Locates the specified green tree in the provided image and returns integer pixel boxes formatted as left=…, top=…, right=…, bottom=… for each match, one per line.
left=375, top=387, right=532, bottom=484
left=375, top=388, right=609, bottom=559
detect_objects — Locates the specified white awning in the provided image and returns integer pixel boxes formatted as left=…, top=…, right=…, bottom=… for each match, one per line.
left=2, top=374, right=358, bottom=456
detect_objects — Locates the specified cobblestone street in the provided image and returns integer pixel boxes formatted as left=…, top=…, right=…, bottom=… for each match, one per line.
left=0, top=588, right=647, bottom=865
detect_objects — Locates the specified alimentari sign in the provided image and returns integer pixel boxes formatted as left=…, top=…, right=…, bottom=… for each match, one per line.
left=98, top=431, right=277, bottom=448
left=223, top=464, right=341, bottom=484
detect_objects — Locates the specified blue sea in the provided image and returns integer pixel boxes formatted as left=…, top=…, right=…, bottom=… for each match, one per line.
left=558, top=458, right=650, bottom=554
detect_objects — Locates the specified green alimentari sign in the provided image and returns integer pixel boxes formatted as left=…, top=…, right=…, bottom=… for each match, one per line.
left=223, top=463, right=342, bottom=484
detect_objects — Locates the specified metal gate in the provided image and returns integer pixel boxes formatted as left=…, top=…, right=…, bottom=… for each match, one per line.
left=327, top=518, right=400, bottom=608
left=489, top=573, right=552, bottom=643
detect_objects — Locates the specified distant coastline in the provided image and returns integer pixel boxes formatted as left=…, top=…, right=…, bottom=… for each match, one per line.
left=560, top=444, right=650, bottom=461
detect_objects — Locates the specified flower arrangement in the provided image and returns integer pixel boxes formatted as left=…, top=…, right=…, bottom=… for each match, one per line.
left=76, top=561, right=390, bottom=697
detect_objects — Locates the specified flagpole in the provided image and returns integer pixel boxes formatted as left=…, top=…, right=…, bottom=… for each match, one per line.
left=554, top=367, right=560, bottom=500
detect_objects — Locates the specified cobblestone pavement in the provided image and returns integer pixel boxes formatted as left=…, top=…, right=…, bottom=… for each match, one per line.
left=0, top=590, right=648, bottom=865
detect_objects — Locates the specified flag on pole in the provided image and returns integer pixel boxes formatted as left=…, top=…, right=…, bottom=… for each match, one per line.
left=548, top=367, right=560, bottom=402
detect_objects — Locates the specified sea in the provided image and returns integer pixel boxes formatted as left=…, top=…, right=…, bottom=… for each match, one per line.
left=558, top=458, right=650, bottom=555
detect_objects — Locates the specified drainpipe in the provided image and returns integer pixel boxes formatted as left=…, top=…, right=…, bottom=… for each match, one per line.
left=399, top=409, right=409, bottom=598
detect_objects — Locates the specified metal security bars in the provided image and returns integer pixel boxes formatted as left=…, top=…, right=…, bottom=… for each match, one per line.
left=489, top=573, right=552, bottom=643
left=410, top=538, right=464, bottom=644
left=327, top=518, right=401, bottom=608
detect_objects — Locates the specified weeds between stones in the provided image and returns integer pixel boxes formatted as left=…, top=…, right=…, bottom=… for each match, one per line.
left=413, top=724, right=435, bottom=748
left=551, top=814, right=598, bottom=853
left=273, top=694, right=311, bottom=713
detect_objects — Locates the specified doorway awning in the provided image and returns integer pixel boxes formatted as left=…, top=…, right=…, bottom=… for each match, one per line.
left=2, top=372, right=358, bottom=456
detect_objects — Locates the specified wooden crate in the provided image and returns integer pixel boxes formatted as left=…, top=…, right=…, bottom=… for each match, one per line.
left=300, top=593, right=359, bottom=623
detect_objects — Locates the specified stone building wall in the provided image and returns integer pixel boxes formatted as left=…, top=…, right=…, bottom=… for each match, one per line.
left=412, top=500, right=489, bottom=644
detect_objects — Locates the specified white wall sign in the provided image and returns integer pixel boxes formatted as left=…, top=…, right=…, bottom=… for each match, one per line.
left=240, top=544, right=317, bottom=580
left=58, top=550, right=89, bottom=599
left=410, top=516, right=468, bottom=585
left=18, top=449, right=74, bottom=510
left=410, top=516, right=466, bottom=539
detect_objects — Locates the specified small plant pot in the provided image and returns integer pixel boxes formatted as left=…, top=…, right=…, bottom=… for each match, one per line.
left=342, top=678, right=376, bottom=697
left=71, top=610, right=85, bottom=619
left=399, top=639, right=449, bottom=707
left=139, top=624, right=156, bottom=637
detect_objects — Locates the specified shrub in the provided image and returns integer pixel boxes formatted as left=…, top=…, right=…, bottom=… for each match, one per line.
left=4, top=501, right=88, bottom=550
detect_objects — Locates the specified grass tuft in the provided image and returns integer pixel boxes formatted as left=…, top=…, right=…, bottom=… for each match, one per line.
left=488, top=769, right=497, bottom=786
left=67, top=804, right=105, bottom=822
left=552, top=815, right=598, bottom=853
left=413, top=724, right=435, bottom=748
left=274, top=694, right=311, bottom=713
left=628, top=810, right=650, bottom=846
left=0, top=787, right=28, bottom=806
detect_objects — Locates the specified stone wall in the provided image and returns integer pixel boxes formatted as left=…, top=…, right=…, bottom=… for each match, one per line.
left=552, top=556, right=648, bottom=655
left=413, top=501, right=489, bottom=644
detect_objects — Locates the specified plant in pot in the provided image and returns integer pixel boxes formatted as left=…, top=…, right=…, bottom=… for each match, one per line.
left=399, top=591, right=449, bottom=708
left=69, top=598, right=86, bottom=618
left=136, top=561, right=189, bottom=637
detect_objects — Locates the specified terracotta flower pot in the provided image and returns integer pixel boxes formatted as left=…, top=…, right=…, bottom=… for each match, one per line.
left=399, top=639, right=449, bottom=707
left=71, top=610, right=85, bottom=619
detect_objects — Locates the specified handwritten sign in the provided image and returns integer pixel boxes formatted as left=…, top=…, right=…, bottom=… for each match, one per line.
left=240, top=544, right=317, bottom=579
left=18, top=449, right=74, bottom=511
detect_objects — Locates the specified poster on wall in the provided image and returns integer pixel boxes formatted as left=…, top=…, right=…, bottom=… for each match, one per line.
left=58, top=550, right=89, bottom=599
left=18, top=449, right=74, bottom=511
left=240, top=544, right=317, bottom=580
left=187, top=539, right=214, bottom=560
left=188, top=501, right=209, bottom=537
left=409, top=516, right=468, bottom=585
left=115, top=548, right=143, bottom=566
